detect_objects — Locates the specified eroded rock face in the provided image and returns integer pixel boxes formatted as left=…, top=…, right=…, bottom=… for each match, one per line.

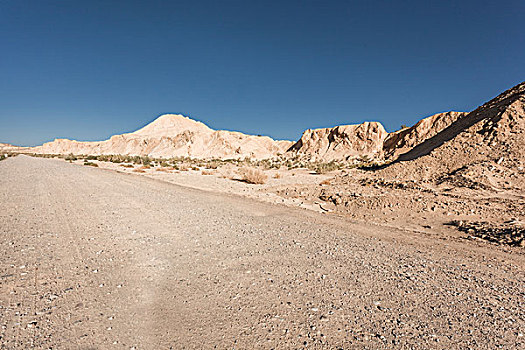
left=383, top=111, right=467, bottom=159
left=286, top=112, right=470, bottom=162
left=380, top=81, right=525, bottom=182
left=287, top=122, right=389, bottom=161
left=34, top=111, right=466, bottom=162
left=34, top=114, right=293, bottom=159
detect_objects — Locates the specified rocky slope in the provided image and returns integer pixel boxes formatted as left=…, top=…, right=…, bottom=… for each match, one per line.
left=286, top=122, right=388, bottom=161
left=382, top=111, right=467, bottom=159
left=382, top=81, right=525, bottom=184
left=289, top=82, right=523, bottom=163
left=286, top=112, right=469, bottom=162
left=34, top=114, right=293, bottom=159
left=32, top=112, right=467, bottom=162
left=273, top=81, right=525, bottom=247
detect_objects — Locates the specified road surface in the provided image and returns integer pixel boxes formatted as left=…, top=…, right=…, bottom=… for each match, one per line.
left=0, top=156, right=523, bottom=348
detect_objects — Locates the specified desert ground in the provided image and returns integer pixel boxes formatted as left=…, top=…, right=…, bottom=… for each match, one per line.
left=1, top=82, right=524, bottom=349
left=1, top=155, right=523, bottom=349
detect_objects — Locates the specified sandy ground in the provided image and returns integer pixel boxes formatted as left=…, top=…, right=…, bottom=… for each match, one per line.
left=71, top=158, right=333, bottom=213
left=1, top=156, right=524, bottom=349
left=73, top=158, right=525, bottom=248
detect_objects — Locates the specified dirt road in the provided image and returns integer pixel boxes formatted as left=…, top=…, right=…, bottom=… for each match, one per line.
left=1, top=156, right=523, bottom=349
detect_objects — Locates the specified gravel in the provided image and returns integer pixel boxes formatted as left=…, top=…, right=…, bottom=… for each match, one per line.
left=0, top=155, right=523, bottom=349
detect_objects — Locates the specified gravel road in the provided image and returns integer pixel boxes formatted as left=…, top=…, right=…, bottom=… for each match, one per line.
left=1, top=156, right=523, bottom=349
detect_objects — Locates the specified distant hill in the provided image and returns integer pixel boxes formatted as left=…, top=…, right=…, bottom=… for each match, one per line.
left=286, top=122, right=388, bottom=161
left=0, top=143, right=27, bottom=153
left=30, top=82, right=524, bottom=164
left=34, top=114, right=293, bottom=160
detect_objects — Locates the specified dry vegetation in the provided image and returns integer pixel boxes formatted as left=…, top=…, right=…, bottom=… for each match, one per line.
left=26, top=151, right=384, bottom=179
left=238, top=167, right=268, bottom=184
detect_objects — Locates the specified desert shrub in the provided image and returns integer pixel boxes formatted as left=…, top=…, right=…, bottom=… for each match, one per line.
left=201, top=170, right=214, bottom=175
left=130, top=156, right=142, bottom=164
left=65, top=153, right=77, bottom=161
left=139, top=165, right=151, bottom=170
left=29, top=153, right=58, bottom=159
left=0, top=155, right=6, bottom=161
left=286, top=159, right=307, bottom=170
left=156, top=167, right=172, bottom=172
left=191, top=166, right=199, bottom=171
left=239, top=167, right=267, bottom=184
left=313, top=161, right=340, bottom=174
left=140, top=156, right=152, bottom=166
left=133, top=168, right=146, bottom=173
left=265, top=159, right=283, bottom=170
left=95, top=154, right=129, bottom=163
left=256, top=159, right=272, bottom=170
left=206, top=161, right=220, bottom=169
left=120, top=164, right=134, bottom=168
left=110, top=155, right=125, bottom=163
left=169, top=156, right=188, bottom=165
left=96, top=155, right=109, bottom=162
left=84, top=161, right=98, bottom=167
left=273, top=173, right=281, bottom=179
left=179, top=165, right=189, bottom=171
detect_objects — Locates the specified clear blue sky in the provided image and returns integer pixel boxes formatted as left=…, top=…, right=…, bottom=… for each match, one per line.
left=1, top=0, right=524, bottom=146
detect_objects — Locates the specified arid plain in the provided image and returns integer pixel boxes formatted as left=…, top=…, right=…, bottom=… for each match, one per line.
left=1, top=82, right=524, bottom=348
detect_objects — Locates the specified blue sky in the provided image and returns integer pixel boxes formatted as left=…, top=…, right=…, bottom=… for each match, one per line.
left=1, top=0, right=524, bottom=146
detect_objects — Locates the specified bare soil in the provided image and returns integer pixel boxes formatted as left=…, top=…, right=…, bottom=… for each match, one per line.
left=1, top=156, right=524, bottom=349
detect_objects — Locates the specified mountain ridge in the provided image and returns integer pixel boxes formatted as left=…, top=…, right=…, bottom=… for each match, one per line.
left=33, top=114, right=294, bottom=159
left=8, top=81, right=524, bottom=162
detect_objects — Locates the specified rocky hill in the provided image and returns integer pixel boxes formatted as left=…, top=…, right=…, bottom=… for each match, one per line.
left=286, top=112, right=467, bottom=162
left=382, top=111, right=467, bottom=159
left=29, top=82, right=525, bottom=164
left=34, top=114, right=293, bottom=159
left=33, top=112, right=470, bottom=162
left=286, top=122, right=388, bottom=161
left=381, top=81, right=525, bottom=188
left=278, top=81, right=524, bottom=248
